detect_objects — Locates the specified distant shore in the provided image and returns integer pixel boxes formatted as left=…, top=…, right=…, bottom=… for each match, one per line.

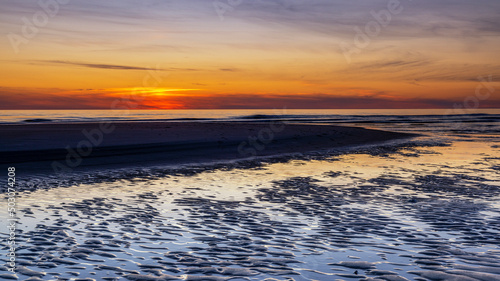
left=0, top=122, right=416, bottom=173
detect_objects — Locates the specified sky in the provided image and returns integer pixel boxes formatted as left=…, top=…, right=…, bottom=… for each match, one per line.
left=1, top=0, right=499, bottom=109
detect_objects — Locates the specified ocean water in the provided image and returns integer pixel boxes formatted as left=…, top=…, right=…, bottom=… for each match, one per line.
left=1, top=109, right=499, bottom=280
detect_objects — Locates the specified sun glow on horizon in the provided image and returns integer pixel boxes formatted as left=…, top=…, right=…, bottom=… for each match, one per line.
left=107, top=88, right=202, bottom=97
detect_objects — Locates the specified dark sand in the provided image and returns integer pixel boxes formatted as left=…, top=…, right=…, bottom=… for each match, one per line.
left=0, top=122, right=415, bottom=171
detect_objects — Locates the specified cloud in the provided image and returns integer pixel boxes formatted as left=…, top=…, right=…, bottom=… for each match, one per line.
left=0, top=87, right=115, bottom=109
left=157, top=93, right=500, bottom=109
left=360, top=59, right=431, bottom=70
left=19, top=60, right=205, bottom=72
left=35, top=60, right=166, bottom=71
left=22, top=60, right=204, bottom=72
left=339, top=53, right=500, bottom=83
left=3, top=0, right=500, bottom=44
left=2, top=87, right=499, bottom=110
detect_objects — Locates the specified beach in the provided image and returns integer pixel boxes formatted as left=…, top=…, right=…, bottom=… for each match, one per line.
left=2, top=0, right=499, bottom=278
left=0, top=111, right=499, bottom=280
left=0, top=121, right=414, bottom=176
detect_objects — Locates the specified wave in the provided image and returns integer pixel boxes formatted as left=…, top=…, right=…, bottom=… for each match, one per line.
left=8, top=113, right=500, bottom=126
left=22, top=118, right=53, bottom=123
left=230, top=113, right=500, bottom=123
left=233, top=114, right=305, bottom=120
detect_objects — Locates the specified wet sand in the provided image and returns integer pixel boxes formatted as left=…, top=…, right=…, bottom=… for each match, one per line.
left=1, top=121, right=499, bottom=280
left=1, top=140, right=499, bottom=280
left=0, top=121, right=414, bottom=173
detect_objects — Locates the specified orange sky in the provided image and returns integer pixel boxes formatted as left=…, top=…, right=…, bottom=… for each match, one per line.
left=1, top=0, right=499, bottom=109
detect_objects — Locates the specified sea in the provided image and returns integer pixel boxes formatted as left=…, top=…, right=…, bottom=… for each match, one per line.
left=1, top=109, right=499, bottom=280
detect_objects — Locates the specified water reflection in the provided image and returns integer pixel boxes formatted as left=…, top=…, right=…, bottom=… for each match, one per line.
left=1, top=141, right=499, bottom=280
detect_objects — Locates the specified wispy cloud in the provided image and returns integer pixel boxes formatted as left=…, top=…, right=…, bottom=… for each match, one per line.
left=24, top=60, right=204, bottom=72
left=35, top=60, right=165, bottom=71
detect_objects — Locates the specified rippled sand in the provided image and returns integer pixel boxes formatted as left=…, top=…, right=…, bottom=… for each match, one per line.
left=1, top=140, right=499, bottom=280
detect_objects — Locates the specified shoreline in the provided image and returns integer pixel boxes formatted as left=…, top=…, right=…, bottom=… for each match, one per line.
left=0, top=121, right=417, bottom=173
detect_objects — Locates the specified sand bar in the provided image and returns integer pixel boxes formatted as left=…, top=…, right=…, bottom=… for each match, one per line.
left=0, top=121, right=415, bottom=169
